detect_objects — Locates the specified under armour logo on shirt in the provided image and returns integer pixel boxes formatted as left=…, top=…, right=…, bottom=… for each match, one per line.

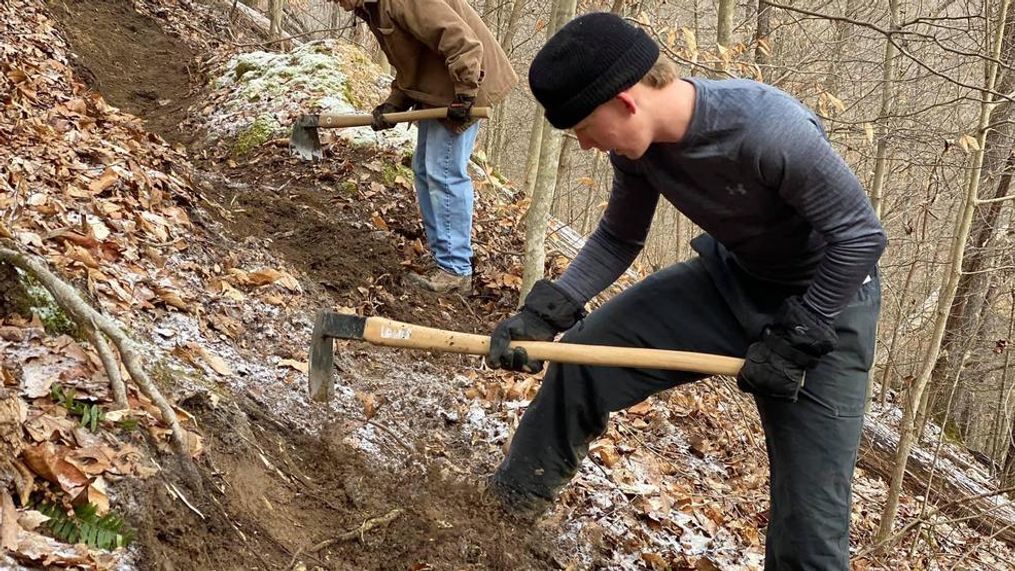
left=726, top=183, right=747, bottom=196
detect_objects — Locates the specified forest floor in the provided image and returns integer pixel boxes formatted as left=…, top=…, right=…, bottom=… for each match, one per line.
left=3, top=0, right=1015, bottom=569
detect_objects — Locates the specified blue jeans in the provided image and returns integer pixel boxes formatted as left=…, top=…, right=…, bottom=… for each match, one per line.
left=412, top=120, right=479, bottom=277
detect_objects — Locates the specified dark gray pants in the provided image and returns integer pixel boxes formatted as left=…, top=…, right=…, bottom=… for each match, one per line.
left=493, top=250, right=880, bottom=570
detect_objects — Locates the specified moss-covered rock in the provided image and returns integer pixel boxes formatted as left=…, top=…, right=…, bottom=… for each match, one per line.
left=233, top=114, right=280, bottom=156
left=381, top=161, right=414, bottom=187
left=20, top=272, right=79, bottom=337
left=233, top=59, right=259, bottom=81
left=206, top=40, right=417, bottom=151
left=150, top=358, right=208, bottom=392
left=0, top=262, right=31, bottom=319
left=342, top=81, right=362, bottom=109
left=340, top=179, right=359, bottom=195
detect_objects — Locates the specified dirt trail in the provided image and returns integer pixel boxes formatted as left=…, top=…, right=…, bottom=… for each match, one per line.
left=48, top=0, right=197, bottom=145
left=49, top=1, right=556, bottom=569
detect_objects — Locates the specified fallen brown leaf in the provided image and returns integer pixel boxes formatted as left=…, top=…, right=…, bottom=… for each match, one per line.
left=278, top=359, right=309, bottom=374
left=11, top=525, right=95, bottom=566
left=23, top=411, right=77, bottom=444
left=184, top=429, right=203, bottom=458
left=156, top=287, right=189, bottom=311
left=627, top=401, right=653, bottom=416
left=174, top=342, right=232, bottom=375
left=21, top=442, right=91, bottom=496
left=75, top=476, right=110, bottom=515
left=1, top=490, right=18, bottom=551
left=248, top=268, right=283, bottom=286
left=357, top=391, right=380, bottom=419
left=65, top=445, right=114, bottom=475
left=640, top=552, right=667, bottom=570
left=16, top=510, right=49, bottom=532
left=87, top=168, right=118, bottom=194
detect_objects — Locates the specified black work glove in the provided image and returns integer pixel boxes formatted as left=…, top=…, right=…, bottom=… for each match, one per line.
left=737, top=296, right=838, bottom=402
left=371, top=102, right=401, bottom=131
left=486, top=280, right=585, bottom=373
left=447, top=93, right=475, bottom=125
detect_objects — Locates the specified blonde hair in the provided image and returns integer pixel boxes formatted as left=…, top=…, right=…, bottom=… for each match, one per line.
left=639, top=56, right=678, bottom=88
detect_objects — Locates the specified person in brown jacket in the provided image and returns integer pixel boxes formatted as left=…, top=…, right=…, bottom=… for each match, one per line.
left=332, top=0, right=517, bottom=293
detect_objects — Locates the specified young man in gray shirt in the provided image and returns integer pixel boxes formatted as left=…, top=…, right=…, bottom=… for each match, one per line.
left=486, top=13, right=886, bottom=569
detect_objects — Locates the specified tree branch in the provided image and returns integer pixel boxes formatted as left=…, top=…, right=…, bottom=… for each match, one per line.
left=764, top=1, right=1015, bottom=103
left=0, top=241, right=189, bottom=457
left=229, top=24, right=355, bottom=48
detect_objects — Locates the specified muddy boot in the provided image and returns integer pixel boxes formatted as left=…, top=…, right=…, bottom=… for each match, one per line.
left=483, top=475, right=552, bottom=523
left=405, top=267, right=472, bottom=294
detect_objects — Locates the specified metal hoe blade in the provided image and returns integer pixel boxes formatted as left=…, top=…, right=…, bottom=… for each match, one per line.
left=308, top=311, right=367, bottom=402
left=290, top=114, right=322, bottom=161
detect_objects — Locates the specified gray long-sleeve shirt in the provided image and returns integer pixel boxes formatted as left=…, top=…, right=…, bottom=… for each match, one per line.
left=556, top=78, right=887, bottom=319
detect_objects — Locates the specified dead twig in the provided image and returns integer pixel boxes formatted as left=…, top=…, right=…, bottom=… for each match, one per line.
left=454, top=293, right=480, bottom=321
left=315, top=508, right=404, bottom=548
left=230, top=24, right=354, bottom=48
left=289, top=508, right=404, bottom=569
left=165, top=481, right=206, bottom=520
left=362, top=416, right=416, bottom=457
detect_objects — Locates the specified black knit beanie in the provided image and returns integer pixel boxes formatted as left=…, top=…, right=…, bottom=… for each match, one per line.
left=529, top=12, right=660, bottom=129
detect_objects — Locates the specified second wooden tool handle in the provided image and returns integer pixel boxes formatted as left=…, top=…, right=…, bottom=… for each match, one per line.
left=318, top=106, right=492, bottom=129
left=361, top=316, right=744, bottom=376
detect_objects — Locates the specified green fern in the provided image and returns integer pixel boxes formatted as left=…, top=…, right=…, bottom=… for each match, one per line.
left=50, top=384, right=104, bottom=431
left=36, top=502, right=134, bottom=550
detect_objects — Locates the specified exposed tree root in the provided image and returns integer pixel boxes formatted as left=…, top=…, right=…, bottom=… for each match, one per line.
left=0, top=240, right=188, bottom=457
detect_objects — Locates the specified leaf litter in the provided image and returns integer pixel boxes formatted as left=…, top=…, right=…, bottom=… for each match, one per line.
left=1, top=0, right=1013, bottom=569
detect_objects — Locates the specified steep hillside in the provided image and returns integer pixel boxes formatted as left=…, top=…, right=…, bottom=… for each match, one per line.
left=1, top=1, right=1013, bottom=569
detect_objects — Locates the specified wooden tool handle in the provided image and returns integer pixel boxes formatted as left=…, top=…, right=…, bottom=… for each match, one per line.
left=361, top=317, right=744, bottom=376
left=318, top=106, right=492, bottom=129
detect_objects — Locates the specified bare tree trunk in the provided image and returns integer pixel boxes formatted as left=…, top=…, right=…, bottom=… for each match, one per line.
left=1004, top=432, right=1015, bottom=488
left=860, top=0, right=901, bottom=414
left=553, top=136, right=575, bottom=206
left=868, top=0, right=900, bottom=219
left=520, top=0, right=563, bottom=198
left=523, top=117, right=544, bottom=196
left=992, top=288, right=1015, bottom=473
left=879, top=261, right=916, bottom=400
left=862, top=417, right=1015, bottom=547
left=927, top=15, right=1015, bottom=429
left=878, top=149, right=945, bottom=405
left=581, top=153, right=605, bottom=233
left=521, top=0, right=578, bottom=300
left=488, top=106, right=504, bottom=167
left=876, top=0, right=1012, bottom=544
left=268, top=0, right=284, bottom=40
left=522, top=122, right=566, bottom=299
left=822, top=0, right=860, bottom=94
left=499, top=0, right=528, bottom=55
left=717, top=0, right=734, bottom=47
left=480, top=0, right=503, bottom=158
left=484, top=0, right=525, bottom=170
left=754, top=0, right=772, bottom=73
left=282, top=4, right=308, bottom=38
left=330, top=2, right=340, bottom=38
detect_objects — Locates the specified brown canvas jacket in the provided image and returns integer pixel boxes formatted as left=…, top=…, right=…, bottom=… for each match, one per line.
left=352, top=0, right=517, bottom=109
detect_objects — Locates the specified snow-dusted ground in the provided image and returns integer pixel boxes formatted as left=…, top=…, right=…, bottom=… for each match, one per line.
left=200, top=40, right=417, bottom=150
